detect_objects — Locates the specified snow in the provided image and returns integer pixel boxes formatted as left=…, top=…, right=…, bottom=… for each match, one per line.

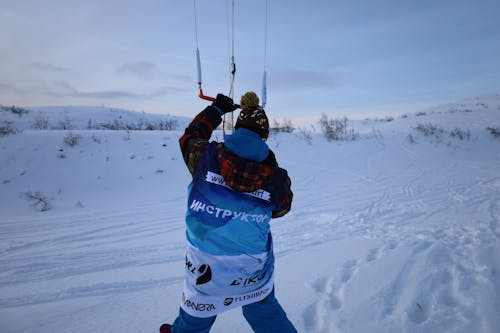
left=1, top=95, right=500, bottom=332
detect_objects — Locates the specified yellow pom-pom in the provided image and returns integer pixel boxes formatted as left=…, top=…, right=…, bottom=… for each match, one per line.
left=240, top=91, right=260, bottom=110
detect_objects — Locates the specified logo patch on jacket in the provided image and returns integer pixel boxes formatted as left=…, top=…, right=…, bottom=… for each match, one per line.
left=189, top=199, right=270, bottom=224
left=205, top=171, right=271, bottom=201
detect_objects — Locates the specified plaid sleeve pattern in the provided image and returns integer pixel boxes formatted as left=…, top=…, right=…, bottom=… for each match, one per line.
left=272, top=173, right=293, bottom=218
left=179, top=106, right=222, bottom=176
left=218, top=148, right=275, bottom=193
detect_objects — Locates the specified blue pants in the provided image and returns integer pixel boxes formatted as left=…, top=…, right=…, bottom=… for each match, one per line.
left=171, top=289, right=297, bottom=333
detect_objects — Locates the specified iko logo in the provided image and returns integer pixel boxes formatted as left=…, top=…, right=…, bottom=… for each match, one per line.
left=224, top=297, right=234, bottom=306
left=230, top=272, right=266, bottom=287
left=186, top=259, right=212, bottom=285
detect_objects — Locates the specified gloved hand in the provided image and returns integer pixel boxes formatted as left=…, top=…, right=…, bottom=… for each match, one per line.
left=212, top=94, right=238, bottom=115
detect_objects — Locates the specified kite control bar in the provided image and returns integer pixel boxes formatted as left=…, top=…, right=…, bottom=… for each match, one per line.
left=198, top=88, right=240, bottom=109
left=198, top=88, right=215, bottom=102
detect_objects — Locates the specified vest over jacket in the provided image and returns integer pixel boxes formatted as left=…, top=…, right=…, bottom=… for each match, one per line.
left=181, top=141, right=284, bottom=317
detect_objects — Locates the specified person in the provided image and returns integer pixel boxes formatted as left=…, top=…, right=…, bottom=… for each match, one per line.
left=160, top=92, right=296, bottom=333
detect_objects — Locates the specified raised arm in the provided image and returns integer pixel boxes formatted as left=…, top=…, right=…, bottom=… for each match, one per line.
left=179, top=94, right=237, bottom=176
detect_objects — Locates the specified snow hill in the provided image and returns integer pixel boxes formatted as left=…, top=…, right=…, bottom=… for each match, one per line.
left=1, top=95, right=500, bottom=333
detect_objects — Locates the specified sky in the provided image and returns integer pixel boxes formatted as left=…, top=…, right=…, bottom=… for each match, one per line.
left=1, top=0, right=500, bottom=123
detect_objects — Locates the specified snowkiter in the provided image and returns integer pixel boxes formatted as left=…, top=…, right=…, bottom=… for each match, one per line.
left=160, top=92, right=296, bottom=333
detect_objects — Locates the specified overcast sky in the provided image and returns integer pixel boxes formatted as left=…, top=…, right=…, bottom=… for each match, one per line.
left=1, top=0, right=499, bottom=122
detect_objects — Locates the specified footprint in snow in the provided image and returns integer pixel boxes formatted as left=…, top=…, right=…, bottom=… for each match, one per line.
left=303, top=256, right=374, bottom=331
left=385, top=240, right=399, bottom=252
left=341, top=259, right=358, bottom=283
left=366, top=248, right=381, bottom=262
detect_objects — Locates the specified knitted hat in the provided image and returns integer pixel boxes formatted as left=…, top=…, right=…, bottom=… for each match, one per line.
left=235, top=91, right=269, bottom=139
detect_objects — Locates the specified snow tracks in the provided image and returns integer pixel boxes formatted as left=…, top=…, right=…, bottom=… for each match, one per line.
left=277, top=137, right=500, bottom=332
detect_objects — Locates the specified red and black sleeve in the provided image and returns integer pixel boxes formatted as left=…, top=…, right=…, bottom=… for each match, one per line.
left=179, top=106, right=222, bottom=176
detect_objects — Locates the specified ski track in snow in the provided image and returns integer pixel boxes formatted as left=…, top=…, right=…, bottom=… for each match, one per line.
left=296, top=139, right=500, bottom=333
left=0, top=201, right=186, bottom=310
left=1, top=102, right=500, bottom=332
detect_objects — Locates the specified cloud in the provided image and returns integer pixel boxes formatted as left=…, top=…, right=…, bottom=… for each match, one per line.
left=0, top=82, right=22, bottom=94
left=170, top=73, right=192, bottom=83
left=117, top=61, right=192, bottom=83
left=28, top=62, right=75, bottom=74
left=47, top=80, right=184, bottom=100
left=117, top=61, right=157, bottom=78
left=272, top=69, right=336, bottom=90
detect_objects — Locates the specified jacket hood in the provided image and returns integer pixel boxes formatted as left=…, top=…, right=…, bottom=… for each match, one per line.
left=223, top=128, right=269, bottom=162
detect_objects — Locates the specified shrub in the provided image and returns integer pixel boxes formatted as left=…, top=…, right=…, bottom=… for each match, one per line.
left=412, top=124, right=474, bottom=143
left=0, top=121, right=19, bottom=136
left=157, top=119, right=178, bottom=131
left=32, top=114, right=50, bottom=129
left=55, top=116, right=74, bottom=130
left=319, top=114, right=358, bottom=141
left=371, top=116, right=394, bottom=122
left=63, top=132, right=81, bottom=147
left=20, top=191, right=51, bottom=211
left=91, top=134, right=101, bottom=144
left=487, top=127, right=500, bottom=139
left=271, top=118, right=295, bottom=133
left=1, top=105, right=30, bottom=117
left=449, top=127, right=470, bottom=141
left=407, top=133, right=417, bottom=144
left=413, top=123, right=445, bottom=138
left=96, top=118, right=177, bottom=131
left=123, top=130, right=131, bottom=141
left=294, top=126, right=313, bottom=145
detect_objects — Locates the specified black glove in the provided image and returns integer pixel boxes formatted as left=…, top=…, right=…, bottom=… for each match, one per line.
left=212, top=94, right=238, bottom=114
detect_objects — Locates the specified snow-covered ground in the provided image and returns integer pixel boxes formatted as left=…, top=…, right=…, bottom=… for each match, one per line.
left=1, top=95, right=500, bottom=332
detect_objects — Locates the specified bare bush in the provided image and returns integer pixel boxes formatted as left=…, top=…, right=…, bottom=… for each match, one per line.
left=96, top=118, right=177, bottom=131
left=294, top=126, right=313, bottom=145
left=1, top=105, right=30, bottom=117
left=371, top=116, right=394, bottom=122
left=32, top=114, right=50, bottom=129
left=319, top=114, right=358, bottom=141
left=91, top=134, right=101, bottom=144
left=413, top=123, right=445, bottom=138
left=123, top=130, right=131, bottom=141
left=157, top=119, right=178, bottom=131
left=63, top=133, right=81, bottom=147
left=407, top=133, right=417, bottom=144
left=449, top=127, right=470, bottom=141
left=20, top=191, right=51, bottom=211
left=0, top=121, right=19, bottom=137
left=412, top=124, right=474, bottom=143
left=54, top=116, right=74, bottom=130
left=487, top=127, right=500, bottom=139
left=271, top=118, right=295, bottom=133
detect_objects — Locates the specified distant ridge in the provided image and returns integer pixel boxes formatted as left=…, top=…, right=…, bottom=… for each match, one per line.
left=0, top=105, right=192, bottom=131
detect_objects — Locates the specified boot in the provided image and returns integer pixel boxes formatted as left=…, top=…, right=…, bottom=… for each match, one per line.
left=159, top=323, right=172, bottom=333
